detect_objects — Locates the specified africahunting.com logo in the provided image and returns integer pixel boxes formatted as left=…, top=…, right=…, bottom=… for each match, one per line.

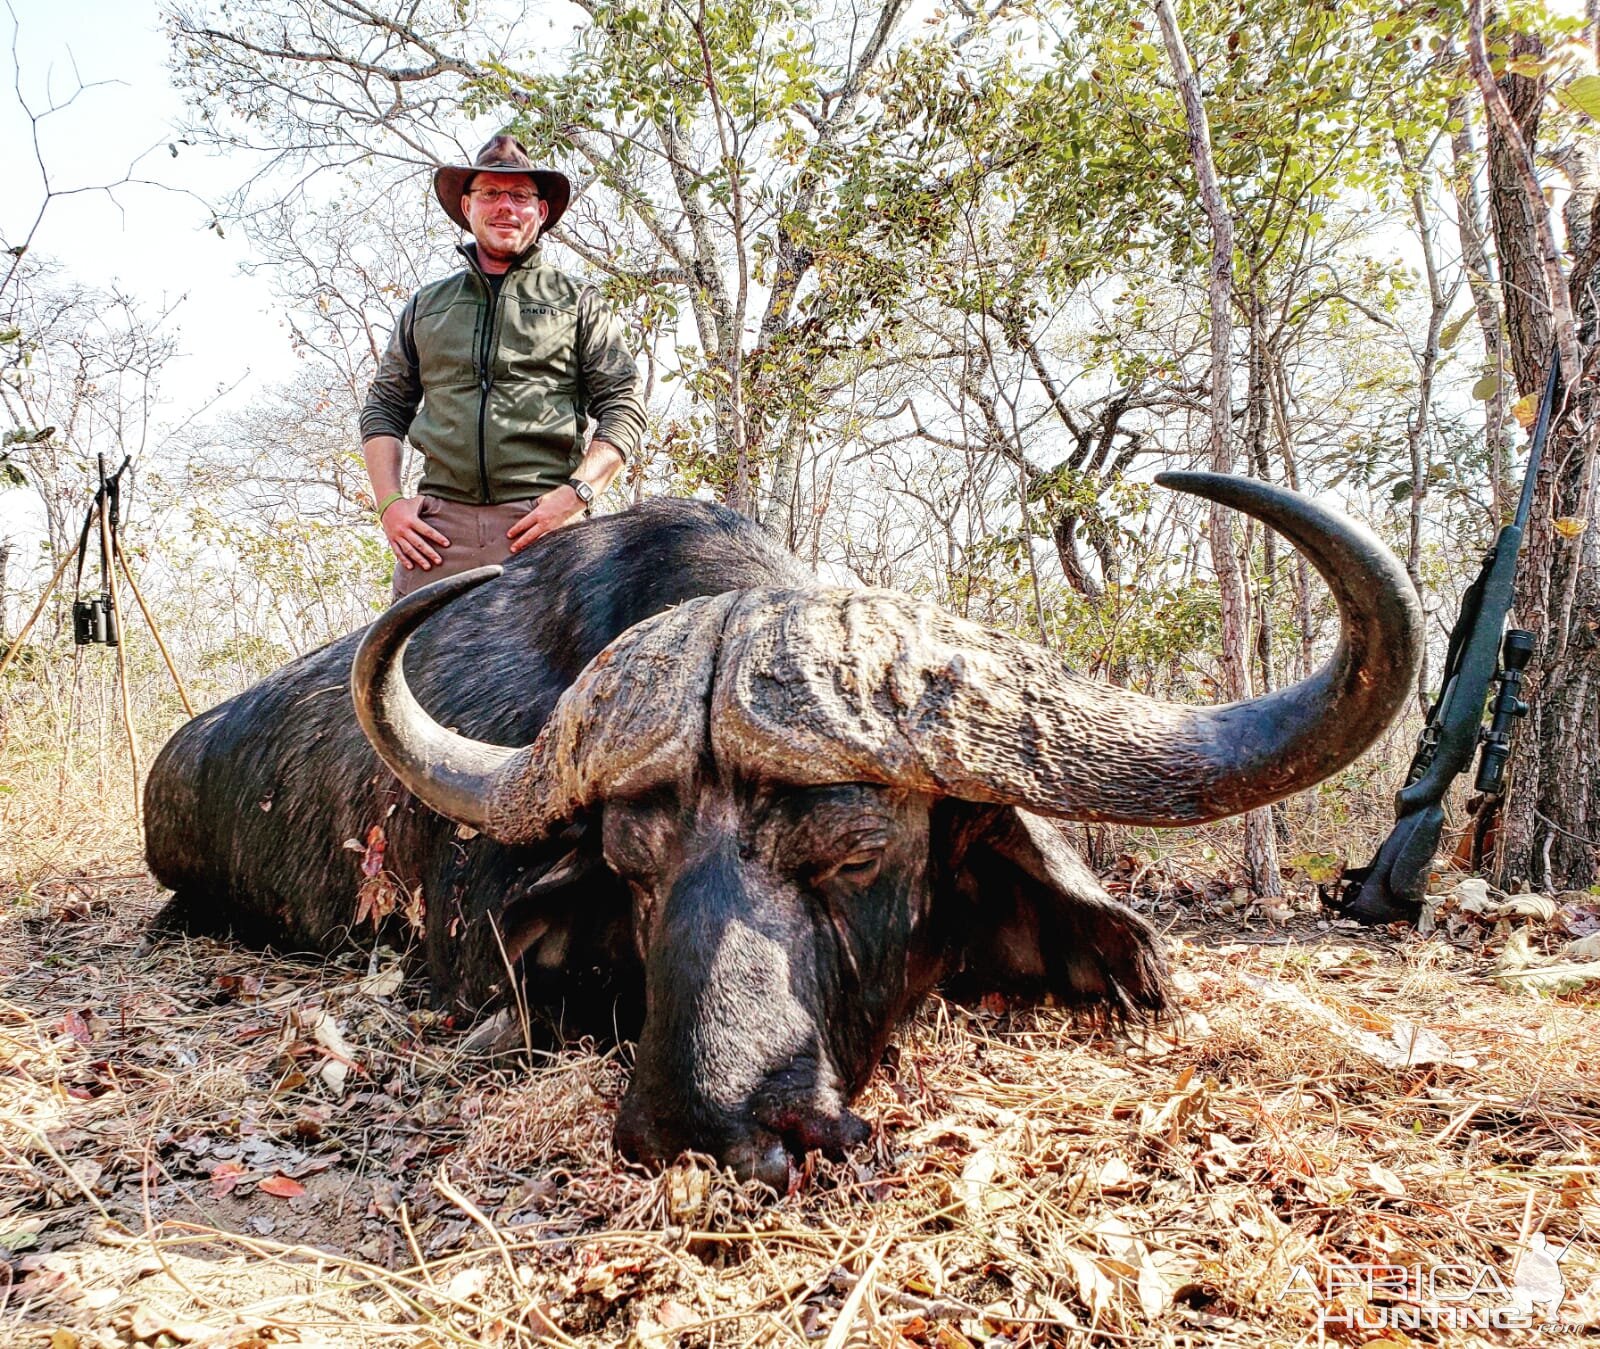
left=1281, top=1226, right=1582, bottom=1334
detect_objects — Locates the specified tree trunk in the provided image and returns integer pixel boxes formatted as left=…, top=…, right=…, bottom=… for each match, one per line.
left=1402, top=147, right=1452, bottom=716
left=1268, top=358, right=1315, bottom=681
left=1450, top=96, right=1513, bottom=522
left=1477, top=29, right=1600, bottom=891
left=1245, top=291, right=1275, bottom=695
left=762, top=419, right=804, bottom=546
left=1156, top=0, right=1280, bottom=897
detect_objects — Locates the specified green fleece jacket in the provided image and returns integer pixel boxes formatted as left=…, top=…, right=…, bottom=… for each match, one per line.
left=360, top=243, right=646, bottom=504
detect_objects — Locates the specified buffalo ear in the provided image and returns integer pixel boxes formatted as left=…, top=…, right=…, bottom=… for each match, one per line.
left=933, top=802, right=1170, bottom=1021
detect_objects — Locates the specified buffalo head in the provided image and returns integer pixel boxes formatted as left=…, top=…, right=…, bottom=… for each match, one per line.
left=350, top=474, right=1421, bottom=1189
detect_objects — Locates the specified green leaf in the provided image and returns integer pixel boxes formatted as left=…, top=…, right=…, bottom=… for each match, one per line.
left=1472, top=373, right=1501, bottom=400
left=1558, top=74, right=1600, bottom=120
left=1290, top=852, right=1342, bottom=883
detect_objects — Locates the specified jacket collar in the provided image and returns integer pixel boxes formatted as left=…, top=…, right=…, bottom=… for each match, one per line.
left=457, top=239, right=542, bottom=280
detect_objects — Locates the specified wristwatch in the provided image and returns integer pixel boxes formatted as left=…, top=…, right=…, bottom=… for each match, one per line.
left=567, top=477, right=595, bottom=516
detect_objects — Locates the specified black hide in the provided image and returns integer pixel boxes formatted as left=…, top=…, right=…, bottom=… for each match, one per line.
left=146, top=500, right=812, bottom=1017
left=148, top=499, right=1169, bottom=1184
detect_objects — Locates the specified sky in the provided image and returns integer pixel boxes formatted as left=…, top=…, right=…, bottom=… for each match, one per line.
left=1, top=0, right=302, bottom=556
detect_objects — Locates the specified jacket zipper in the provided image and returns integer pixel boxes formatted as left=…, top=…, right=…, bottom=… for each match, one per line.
left=462, top=242, right=537, bottom=505
left=475, top=270, right=499, bottom=505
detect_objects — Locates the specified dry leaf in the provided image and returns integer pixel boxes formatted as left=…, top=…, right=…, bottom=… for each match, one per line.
left=524, top=1303, right=566, bottom=1339
left=1090, top=1214, right=1138, bottom=1262
left=301, top=1008, right=357, bottom=1097
left=60, top=1010, right=91, bottom=1045
left=445, top=1267, right=488, bottom=1302
left=1145, top=1075, right=1214, bottom=1142
left=1563, top=1275, right=1600, bottom=1327
left=1361, top=1163, right=1406, bottom=1197
left=634, top=1303, right=696, bottom=1349
left=1501, top=893, right=1560, bottom=921
left=1061, top=1246, right=1117, bottom=1319
left=210, top=1161, right=246, bottom=1198
left=1493, top=930, right=1600, bottom=994
left=1095, top=1155, right=1139, bottom=1192
left=354, top=871, right=405, bottom=929
left=957, top=1145, right=1002, bottom=1217
left=360, top=824, right=387, bottom=878
left=1341, top=1001, right=1392, bottom=1034
left=1510, top=392, right=1539, bottom=427
left=126, top=1304, right=222, bottom=1344
left=1562, top=933, right=1600, bottom=961
left=258, top=1175, right=305, bottom=1199
left=1136, top=1257, right=1173, bottom=1319
left=1553, top=515, right=1588, bottom=539
left=359, top=965, right=404, bottom=997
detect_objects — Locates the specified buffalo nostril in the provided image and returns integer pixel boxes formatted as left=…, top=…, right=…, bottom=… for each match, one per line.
left=753, top=1100, right=871, bottom=1156
left=837, top=1109, right=870, bottom=1149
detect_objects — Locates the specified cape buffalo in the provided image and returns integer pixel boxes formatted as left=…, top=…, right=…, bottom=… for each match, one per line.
left=148, top=473, right=1420, bottom=1190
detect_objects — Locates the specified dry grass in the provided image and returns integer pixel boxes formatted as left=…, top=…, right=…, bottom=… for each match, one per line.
left=4, top=681, right=1599, bottom=1347
left=4, top=850, right=1600, bottom=1349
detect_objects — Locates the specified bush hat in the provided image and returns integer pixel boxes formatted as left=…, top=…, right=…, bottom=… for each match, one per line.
left=433, top=134, right=572, bottom=234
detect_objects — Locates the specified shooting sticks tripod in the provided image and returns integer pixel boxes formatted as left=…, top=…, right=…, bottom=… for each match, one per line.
left=0, top=455, right=193, bottom=816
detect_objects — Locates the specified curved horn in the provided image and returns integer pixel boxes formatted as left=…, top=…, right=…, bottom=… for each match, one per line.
left=353, top=568, right=739, bottom=845
left=708, top=474, right=1423, bottom=826
left=351, top=567, right=518, bottom=833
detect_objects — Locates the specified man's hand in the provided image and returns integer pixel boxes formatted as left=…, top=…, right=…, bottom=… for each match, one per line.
left=507, top=485, right=586, bottom=553
left=382, top=496, right=452, bottom=571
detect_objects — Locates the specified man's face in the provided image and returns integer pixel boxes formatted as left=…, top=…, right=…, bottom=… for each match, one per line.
left=462, top=172, right=547, bottom=263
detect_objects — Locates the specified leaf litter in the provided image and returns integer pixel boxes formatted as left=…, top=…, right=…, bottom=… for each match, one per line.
left=1, top=867, right=1598, bottom=1347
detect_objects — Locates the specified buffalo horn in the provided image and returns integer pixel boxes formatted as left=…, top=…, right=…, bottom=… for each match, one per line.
left=705, top=473, right=1423, bottom=825
left=351, top=567, right=520, bottom=833
left=353, top=572, right=738, bottom=844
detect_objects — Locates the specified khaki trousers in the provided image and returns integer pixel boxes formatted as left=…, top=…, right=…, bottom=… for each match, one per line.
left=390, top=495, right=537, bottom=601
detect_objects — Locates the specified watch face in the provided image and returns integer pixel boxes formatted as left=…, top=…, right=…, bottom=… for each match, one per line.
left=569, top=479, right=594, bottom=503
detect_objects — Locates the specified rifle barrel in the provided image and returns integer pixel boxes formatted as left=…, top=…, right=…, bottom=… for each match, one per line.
left=1513, top=353, right=1562, bottom=532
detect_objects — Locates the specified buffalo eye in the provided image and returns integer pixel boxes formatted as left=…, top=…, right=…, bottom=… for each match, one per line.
left=815, top=849, right=884, bottom=889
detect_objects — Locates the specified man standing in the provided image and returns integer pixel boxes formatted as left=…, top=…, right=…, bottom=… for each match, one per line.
left=361, top=135, right=646, bottom=597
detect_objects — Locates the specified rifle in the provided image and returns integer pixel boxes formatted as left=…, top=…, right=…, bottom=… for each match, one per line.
left=1336, top=348, right=1562, bottom=926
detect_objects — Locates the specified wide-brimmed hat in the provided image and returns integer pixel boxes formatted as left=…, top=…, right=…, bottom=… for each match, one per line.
left=433, top=134, right=572, bottom=234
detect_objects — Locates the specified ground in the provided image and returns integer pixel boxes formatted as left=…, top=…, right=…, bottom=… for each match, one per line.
left=3, top=861, right=1599, bottom=1349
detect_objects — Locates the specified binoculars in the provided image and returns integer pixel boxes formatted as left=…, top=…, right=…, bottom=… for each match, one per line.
left=73, top=594, right=120, bottom=647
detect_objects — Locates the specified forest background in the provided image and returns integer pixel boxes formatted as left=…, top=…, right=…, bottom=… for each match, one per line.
left=3, top=0, right=1598, bottom=904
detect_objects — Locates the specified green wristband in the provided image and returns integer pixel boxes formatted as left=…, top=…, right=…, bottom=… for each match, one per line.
left=375, top=490, right=406, bottom=521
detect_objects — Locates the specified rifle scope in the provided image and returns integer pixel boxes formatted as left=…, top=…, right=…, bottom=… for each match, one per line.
left=1473, top=627, right=1535, bottom=795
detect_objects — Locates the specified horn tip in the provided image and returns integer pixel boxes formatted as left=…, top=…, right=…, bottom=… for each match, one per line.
left=384, top=564, right=504, bottom=620
left=1155, top=470, right=1228, bottom=498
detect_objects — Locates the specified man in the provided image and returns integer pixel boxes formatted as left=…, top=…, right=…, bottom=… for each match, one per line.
left=361, top=134, right=646, bottom=597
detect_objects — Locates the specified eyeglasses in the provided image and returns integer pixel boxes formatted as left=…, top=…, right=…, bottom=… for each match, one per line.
left=469, top=187, right=540, bottom=208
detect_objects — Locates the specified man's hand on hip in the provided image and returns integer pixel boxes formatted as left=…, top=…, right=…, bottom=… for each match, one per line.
left=507, top=486, right=586, bottom=553
left=382, top=496, right=452, bottom=571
